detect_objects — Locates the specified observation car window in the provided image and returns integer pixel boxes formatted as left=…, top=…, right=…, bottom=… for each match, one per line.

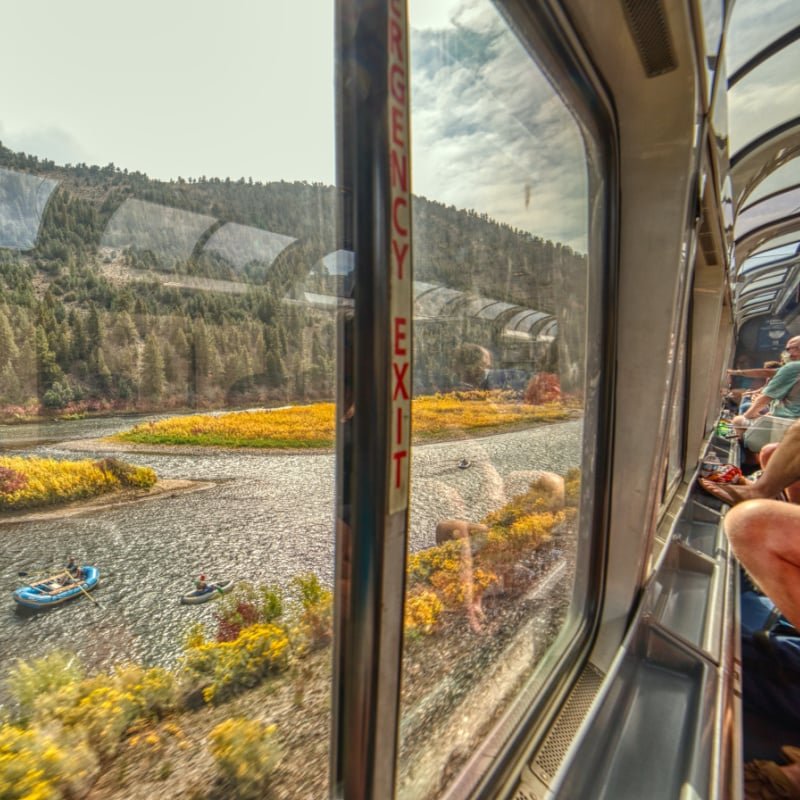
left=742, top=158, right=800, bottom=208
left=735, top=185, right=800, bottom=241
left=0, top=3, right=338, bottom=798
left=728, top=40, right=800, bottom=155
left=398, top=1, right=603, bottom=796
left=726, top=0, right=800, bottom=76
left=740, top=239, right=800, bottom=274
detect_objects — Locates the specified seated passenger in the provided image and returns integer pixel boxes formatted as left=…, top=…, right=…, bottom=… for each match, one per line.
left=196, top=573, right=208, bottom=592
left=698, top=420, right=800, bottom=630
left=64, top=557, right=82, bottom=582
left=700, top=419, right=800, bottom=506
left=731, top=337, right=800, bottom=453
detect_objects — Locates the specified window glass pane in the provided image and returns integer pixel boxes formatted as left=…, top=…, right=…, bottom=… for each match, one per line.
left=0, top=3, right=336, bottom=798
left=699, top=0, right=723, bottom=99
left=726, top=0, right=800, bottom=75
left=741, top=238, right=800, bottom=273
left=400, top=1, right=601, bottom=795
left=728, top=41, right=800, bottom=155
left=744, top=159, right=800, bottom=208
left=739, top=271, right=788, bottom=295
left=734, top=185, right=800, bottom=241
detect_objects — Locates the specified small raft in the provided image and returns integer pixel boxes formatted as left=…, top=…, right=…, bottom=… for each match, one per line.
left=13, top=566, right=99, bottom=610
left=179, top=579, right=235, bottom=605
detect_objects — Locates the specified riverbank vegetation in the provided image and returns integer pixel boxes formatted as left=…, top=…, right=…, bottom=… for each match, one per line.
left=111, top=391, right=569, bottom=449
left=0, top=473, right=576, bottom=799
left=0, top=456, right=156, bottom=512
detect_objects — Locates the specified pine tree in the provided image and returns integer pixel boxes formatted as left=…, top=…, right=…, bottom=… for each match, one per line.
left=141, top=333, right=165, bottom=401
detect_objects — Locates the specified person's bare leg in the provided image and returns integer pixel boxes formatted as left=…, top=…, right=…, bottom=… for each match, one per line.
left=759, top=440, right=800, bottom=504
left=700, top=420, right=800, bottom=505
left=725, top=499, right=800, bottom=629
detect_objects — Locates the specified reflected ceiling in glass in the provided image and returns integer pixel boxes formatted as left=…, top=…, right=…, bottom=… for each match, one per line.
left=726, top=0, right=800, bottom=76
left=748, top=236, right=800, bottom=261
left=735, top=185, right=800, bottom=240
left=744, top=158, right=800, bottom=207
left=728, top=40, right=800, bottom=155
left=738, top=271, right=787, bottom=294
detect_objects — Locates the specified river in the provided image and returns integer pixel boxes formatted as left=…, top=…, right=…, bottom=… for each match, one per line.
left=0, top=414, right=582, bottom=685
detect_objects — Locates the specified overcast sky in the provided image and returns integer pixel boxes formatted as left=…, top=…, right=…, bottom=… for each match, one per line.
left=0, top=0, right=591, bottom=252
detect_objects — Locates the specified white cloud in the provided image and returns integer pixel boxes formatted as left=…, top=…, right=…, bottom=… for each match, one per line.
left=409, top=3, right=589, bottom=251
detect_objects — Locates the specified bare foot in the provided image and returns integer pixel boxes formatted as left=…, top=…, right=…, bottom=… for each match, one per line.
left=698, top=477, right=759, bottom=506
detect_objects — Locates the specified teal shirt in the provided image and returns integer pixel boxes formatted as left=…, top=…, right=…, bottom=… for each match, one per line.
left=762, top=360, right=800, bottom=418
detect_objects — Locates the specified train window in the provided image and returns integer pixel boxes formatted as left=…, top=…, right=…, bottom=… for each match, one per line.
left=726, top=0, right=800, bottom=76
left=728, top=39, right=800, bottom=155
left=736, top=185, right=800, bottom=241
left=740, top=239, right=800, bottom=273
left=398, top=1, right=604, bottom=795
left=743, top=160, right=800, bottom=208
left=0, top=3, right=338, bottom=798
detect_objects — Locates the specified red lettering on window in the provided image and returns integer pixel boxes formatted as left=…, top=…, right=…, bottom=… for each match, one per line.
left=393, top=362, right=409, bottom=400
left=390, top=65, right=405, bottom=105
left=390, top=149, right=407, bottom=192
left=392, top=449, right=408, bottom=488
left=389, top=19, right=403, bottom=62
left=391, top=104, right=405, bottom=147
left=394, top=316, right=407, bottom=356
left=392, top=240, right=409, bottom=279
left=393, top=196, right=408, bottom=236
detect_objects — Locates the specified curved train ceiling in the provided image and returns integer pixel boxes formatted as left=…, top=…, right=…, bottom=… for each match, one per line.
left=727, top=2, right=800, bottom=328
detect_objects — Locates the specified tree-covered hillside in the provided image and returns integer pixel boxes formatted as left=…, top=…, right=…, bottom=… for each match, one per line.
left=0, top=143, right=585, bottom=415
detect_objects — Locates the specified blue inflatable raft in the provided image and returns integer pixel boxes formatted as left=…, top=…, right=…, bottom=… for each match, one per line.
left=13, top=566, right=99, bottom=609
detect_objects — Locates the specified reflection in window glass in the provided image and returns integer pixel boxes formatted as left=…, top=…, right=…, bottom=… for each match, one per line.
left=726, top=0, right=800, bottom=75
left=735, top=185, right=800, bottom=240
left=0, top=3, right=337, bottom=798
left=400, top=1, right=598, bottom=796
left=728, top=41, right=800, bottom=155
left=744, top=159, right=800, bottom=209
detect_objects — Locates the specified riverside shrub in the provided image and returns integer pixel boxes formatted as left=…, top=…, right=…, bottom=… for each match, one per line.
left=0, top=455, right=156, bottom=511
left=182, top=623, right=290, bottom=704
left=0, top=722, right=97, bottom=800
left=209, top=717, right=280, bottom=799
left=405, top=475, right=571, bottom=633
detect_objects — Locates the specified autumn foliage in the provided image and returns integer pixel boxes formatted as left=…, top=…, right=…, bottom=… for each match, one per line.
left=524, top=372, right=561, bottom=404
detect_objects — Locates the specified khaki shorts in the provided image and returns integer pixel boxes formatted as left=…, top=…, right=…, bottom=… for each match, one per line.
left=743, top=414, right=796, bottom=453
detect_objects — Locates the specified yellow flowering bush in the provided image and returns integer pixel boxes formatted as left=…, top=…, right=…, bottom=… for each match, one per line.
left=404, top=590, right=444, bottom=634
left=407, top=540, right=468, bottom=584
left=405, top=476, right=571, bottom=634
left=7, top=651, right=84, bottom=723
left=111, top=664, right=177, bottom=720
left=182, top=623, right=290, bottom=704
left=412, top=392, right=568, bottom=438
left=112, top=392, right=568, bottom=449
left=0, top=722, right=97, bottom=800
left=0, top=455, right=156, bottom=511
left=35, top=674, right=140, bottom=758
left=115, top=404, right=336, bottom=448
left=209, top=717, right=280, bottom=799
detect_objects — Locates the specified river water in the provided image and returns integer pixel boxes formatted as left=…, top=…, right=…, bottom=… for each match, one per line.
left=0, top=415, right=582, bottom=683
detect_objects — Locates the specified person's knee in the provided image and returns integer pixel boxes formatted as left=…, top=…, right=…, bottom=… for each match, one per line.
left=724, top=499, right=773, bottom=549
left=759, top=442, right=779, bottom=468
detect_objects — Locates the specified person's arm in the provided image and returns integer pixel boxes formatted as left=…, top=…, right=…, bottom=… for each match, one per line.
left=742, top=392, right=772, bottom=420
left=728, top=367, right=778, bottom=378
